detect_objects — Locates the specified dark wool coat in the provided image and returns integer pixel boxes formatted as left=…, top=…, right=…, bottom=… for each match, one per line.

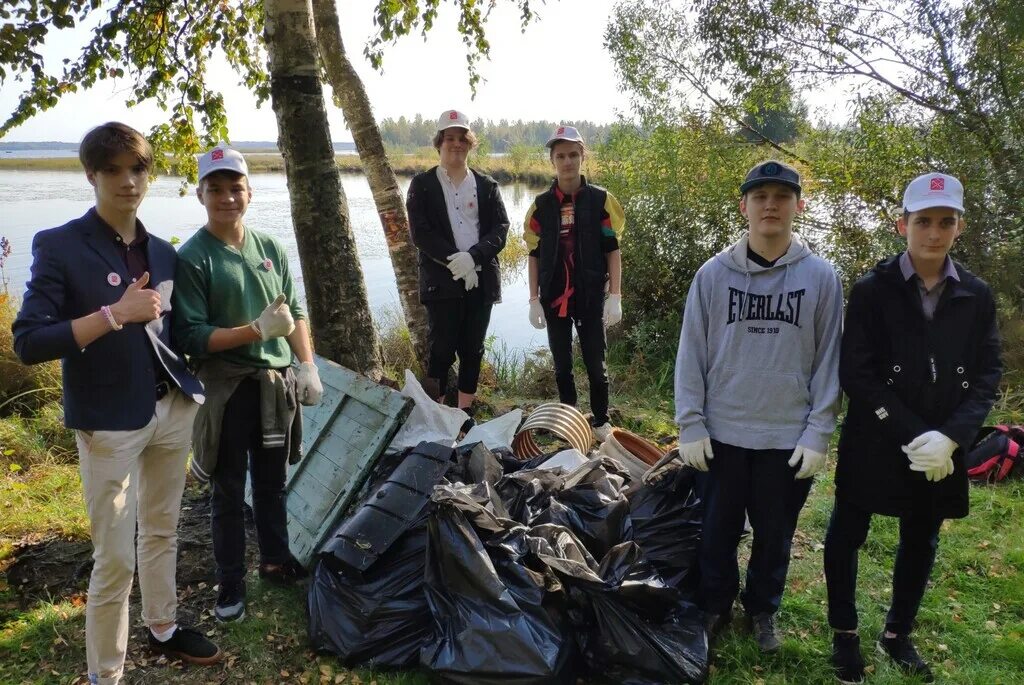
left=406, top=166, right=509, bottom=304
left=835, top=254, right=1002, bottom=519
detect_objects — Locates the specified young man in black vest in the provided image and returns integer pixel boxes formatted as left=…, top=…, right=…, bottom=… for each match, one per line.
left=826, top=173, right=1002, bottom=684
left=523, top=125, right=625, bottom=441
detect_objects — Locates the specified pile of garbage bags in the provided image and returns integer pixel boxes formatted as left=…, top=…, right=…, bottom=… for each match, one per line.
left=308, top=436, right=707, bottom=684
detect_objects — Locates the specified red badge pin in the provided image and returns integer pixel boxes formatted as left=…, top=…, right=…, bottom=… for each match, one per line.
left=263, top=258, right=273, bottom=271
left=557, top=126, right=565, bottom=135
left=211, top=148, right=224, bottom=161
left=930, top=177, right=945, bottom=191
left=107, top=272, right=121, bottom=287
left=449, top=111, right=458, bottom=120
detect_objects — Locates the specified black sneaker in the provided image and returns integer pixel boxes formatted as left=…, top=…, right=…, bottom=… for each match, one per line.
left=258, top=557, right=309, bottom=585
left=876, top=631, right=934, bottom=682
left=147, top=626, right=223, bottom=665
left=832, top=632, right=865, bottom=684
left=747, top=612, right=782, bottom=653
left=214, top=579, right=246, bottom=623
left=703, top=610, right=733, bottom=643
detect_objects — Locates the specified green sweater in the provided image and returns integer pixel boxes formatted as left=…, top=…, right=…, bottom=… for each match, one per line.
left=173, top=227, right=306, bottom=369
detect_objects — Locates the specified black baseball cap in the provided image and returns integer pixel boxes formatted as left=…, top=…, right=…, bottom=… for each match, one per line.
left=740, top=160, right=802, bottom=195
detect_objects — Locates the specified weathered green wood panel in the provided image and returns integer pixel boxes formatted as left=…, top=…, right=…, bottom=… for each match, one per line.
left=284, top=356, right=412, bottom=566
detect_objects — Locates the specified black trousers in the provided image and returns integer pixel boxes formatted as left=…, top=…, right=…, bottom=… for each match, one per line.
left=824, top=496, right=943, bottom=635
left=425, top=286, right=493, bottom=396
left=210, top=378, right=291, bottom=584
left=694, top=441, right=812, bottom=616
left=545, top=305, right=609, bottom=426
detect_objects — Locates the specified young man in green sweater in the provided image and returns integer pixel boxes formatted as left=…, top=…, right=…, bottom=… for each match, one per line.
left=172, top=144, right=323, bottom=623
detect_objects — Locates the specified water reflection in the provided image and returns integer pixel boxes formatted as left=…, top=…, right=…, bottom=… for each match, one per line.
left=0, top=170, right=549, bottom=354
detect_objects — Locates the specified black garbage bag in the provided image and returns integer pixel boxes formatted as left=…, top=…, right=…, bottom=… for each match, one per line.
left=495, top=467, right=566, bottom=525
left=421, top=483, right=574, bottom=684
left=449, top=441, right=504, bottom=486
left=307, top=517, right=433, bottom=668
left=627, top=466, right=703, bottom=598
left=532, top=530, right=708, bottom=685
left=546, top=457, right=633, bottom=561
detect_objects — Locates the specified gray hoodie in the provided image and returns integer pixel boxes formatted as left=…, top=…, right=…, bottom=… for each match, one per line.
left=674, top=233, right=843, bottom=455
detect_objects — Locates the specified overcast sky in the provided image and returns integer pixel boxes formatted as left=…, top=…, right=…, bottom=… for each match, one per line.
left=0, top=0, right=634, bottom=142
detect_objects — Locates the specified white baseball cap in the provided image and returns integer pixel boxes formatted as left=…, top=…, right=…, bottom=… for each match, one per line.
left=903, top=173, right=965, bottom=213
left=198, top=143, right=248, bottom=182
left=545, top=125, right=585, bottom=148
left=436, top=110, right=471, bottom=132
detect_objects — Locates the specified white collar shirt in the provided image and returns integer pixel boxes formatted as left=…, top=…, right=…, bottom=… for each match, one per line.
left=436, top=166, right=480, bottom=254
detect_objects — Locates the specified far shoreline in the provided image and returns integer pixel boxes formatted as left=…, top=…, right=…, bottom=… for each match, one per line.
left=0, top=152, right=555, bottom=187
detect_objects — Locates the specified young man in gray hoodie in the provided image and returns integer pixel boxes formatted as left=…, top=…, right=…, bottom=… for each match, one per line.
left=661, top=160, right=843, bottom=652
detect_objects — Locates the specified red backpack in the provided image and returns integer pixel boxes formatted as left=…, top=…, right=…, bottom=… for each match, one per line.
left=965, top=425, right=1024, bottom=484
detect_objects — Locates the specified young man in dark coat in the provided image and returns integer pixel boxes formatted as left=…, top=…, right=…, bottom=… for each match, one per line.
left=825, top=173, right=1002, bottom=684
left=406, top=109, right=509, bottom=416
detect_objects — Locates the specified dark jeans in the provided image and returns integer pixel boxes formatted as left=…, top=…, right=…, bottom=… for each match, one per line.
left=424, top=286, right=493, bottom=396
left=211, top=378, right=291, bottom=584
left=824, top=496, right=943, bottom=635
left=545, top=305, right=608, bottom=426
left=694, top=441, right=812, bottom=616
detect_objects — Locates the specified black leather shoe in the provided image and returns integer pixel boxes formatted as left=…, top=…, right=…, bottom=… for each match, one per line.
left=832, top=632, right=865, bottom=684
left=148, top=626, right=223, bottom=665
left=876, top=631, right=934, bottom=682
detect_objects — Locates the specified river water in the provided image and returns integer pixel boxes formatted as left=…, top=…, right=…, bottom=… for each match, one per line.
left=0, top=169, right=549, bottom=355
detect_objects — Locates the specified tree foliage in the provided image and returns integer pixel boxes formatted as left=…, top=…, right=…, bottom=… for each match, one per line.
left=607, top=0, right=1024, bottom=314
left=0, top=1, right=267, bottom=178
left=365, top=0, right=540, bottom=95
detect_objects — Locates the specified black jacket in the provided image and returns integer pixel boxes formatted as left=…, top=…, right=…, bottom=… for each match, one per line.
left=836, top=254, right=1002, bottom=519
left=531, top=178, right=612, bottom=313
left=12, top=209, right=204, bottom=430
left=406, top=167, right=509, bottom=304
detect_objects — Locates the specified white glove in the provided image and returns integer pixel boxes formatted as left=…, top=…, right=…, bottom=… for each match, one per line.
left=788, top=445, right=826, bottom=479
left=604, top=294, right=622, bottom=327
left=680, top=436, right=714, bottom=472
left=902, top=431, right=957, bottom=482
left=252, top=294, right=295, bottom=341
left=447, top=252, right=476, bottom=280
left=296, top=361, right=323, bottom=406
left=642, top=447, right=682, bottom=485
left=460, top=268, right=479, bottom=291
left=529, top=299, right=546, bottom=329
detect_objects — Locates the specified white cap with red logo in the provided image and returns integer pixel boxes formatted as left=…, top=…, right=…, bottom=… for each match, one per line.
left=198, top=143, right=249, bottom=182
left=545, top=125, right=585, bottom=148
left=903, top=173, right=965, bottom=213
left=436, top=110, right=471, bottom=132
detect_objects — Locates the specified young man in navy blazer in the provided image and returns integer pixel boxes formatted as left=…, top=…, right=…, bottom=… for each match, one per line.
left=12, top=122, right=221, bottom=684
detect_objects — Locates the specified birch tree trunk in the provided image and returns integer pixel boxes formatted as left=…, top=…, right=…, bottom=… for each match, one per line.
left=263, top=0, right=382, bottom=377
left=310, top=0, right=431, bottom=373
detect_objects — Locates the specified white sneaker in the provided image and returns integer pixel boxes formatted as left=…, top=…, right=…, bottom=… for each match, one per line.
left=592, top=422, right=613, bottom=442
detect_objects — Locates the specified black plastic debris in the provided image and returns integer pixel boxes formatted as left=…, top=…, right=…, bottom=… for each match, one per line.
left=319, top=441, right=453, bottom=574
left=449, top=441, right=504, bottom=487
left=627, top=466, right=703, bottom=597
left=533, top=532, right=708, bottom=685
left=545, top=457, right=634, bottom=561
left=421, top=483, right=574, bottom=684
left=307, top=516, right=433, bottom=668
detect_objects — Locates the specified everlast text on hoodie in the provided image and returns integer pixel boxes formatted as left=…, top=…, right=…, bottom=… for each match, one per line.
left=674, top=233, right=844, bottom=455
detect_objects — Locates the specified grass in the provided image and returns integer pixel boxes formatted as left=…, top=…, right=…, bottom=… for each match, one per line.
left=1, top=309, right=1022, bottom=683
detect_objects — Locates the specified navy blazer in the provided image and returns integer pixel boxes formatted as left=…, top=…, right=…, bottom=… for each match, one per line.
left=12, top=208, right=204, bottom=430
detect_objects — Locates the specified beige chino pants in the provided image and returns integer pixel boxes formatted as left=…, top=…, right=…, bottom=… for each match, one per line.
left=75, top=389, right=198, bottom=685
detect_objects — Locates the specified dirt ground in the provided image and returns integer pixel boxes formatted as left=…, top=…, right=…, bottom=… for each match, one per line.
left=4, top=487, right=297, bottom=684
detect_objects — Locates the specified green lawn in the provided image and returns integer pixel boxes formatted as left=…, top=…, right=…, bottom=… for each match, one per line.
left=1, top=396, right=1022, bottom=684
